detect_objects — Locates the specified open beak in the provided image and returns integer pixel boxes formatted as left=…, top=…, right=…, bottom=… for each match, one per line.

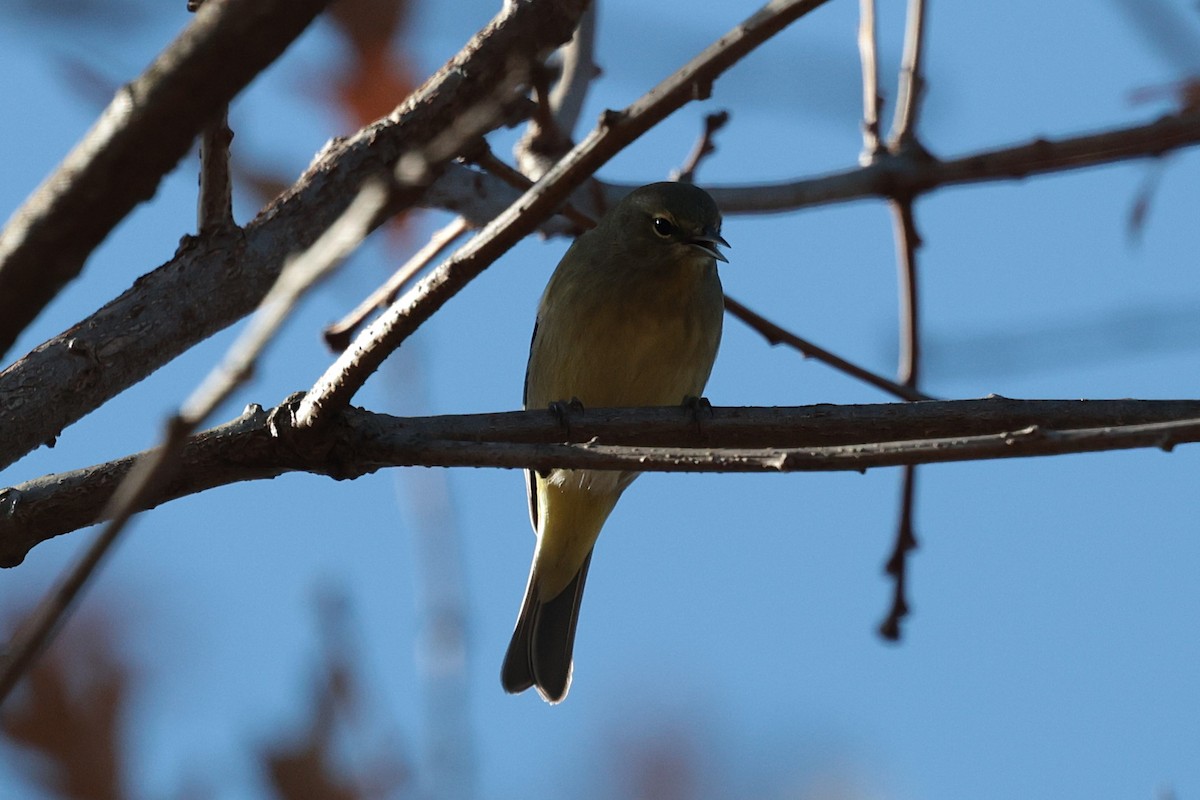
left=686, top=227, right=730, bottom=263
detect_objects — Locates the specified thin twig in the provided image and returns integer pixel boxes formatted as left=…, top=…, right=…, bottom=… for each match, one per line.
left=673, top=111, right=731, bottom=183
left=892, top=202, right=923, bottom=387
left=724, top=295, right=933, bottom=402
left=880, top=0, right=931, bottom=642
left=323, top=216, right=470, bottom=352
left=879, top=466, right=916, bottom=640
left=888, top=0, right=928, bottom=152
left=191, top=0, right=234, bottom=234
left=514, top=4, right=600, bottom=180
left=857, top=0, right=884, bottom=164
left=880, top=213, right=922, bottom=639
left=513, top=56, right=573, bottom=180
left=295, top=0, right=837, bottom=430
left=184, top=180, right=394, bottom=422
left=197, top=109, right=235, bottom=234
left=548, top=1, right=598, bottom=138
left=472, top=148, right=595, bottom=229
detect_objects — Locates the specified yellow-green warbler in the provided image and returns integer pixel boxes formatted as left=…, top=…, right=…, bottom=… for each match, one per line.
left=502, top=182, right=729, bottom=703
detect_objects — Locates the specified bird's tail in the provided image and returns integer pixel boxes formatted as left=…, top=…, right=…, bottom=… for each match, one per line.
left=500, top=550, right=594, bottom=703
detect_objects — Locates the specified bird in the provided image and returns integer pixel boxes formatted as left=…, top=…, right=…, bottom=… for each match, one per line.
left=501, top=181, right=729, bottom=703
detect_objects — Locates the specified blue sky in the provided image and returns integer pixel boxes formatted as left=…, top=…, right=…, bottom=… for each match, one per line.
left=2, top=1, right=1200, bottom=798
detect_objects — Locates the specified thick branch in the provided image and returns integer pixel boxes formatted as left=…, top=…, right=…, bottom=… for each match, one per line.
left=3, top=397, right=1199, bottom=566
left=0, top=0, right=588, bottom=472
left=0, top=0, right=331, bottom=358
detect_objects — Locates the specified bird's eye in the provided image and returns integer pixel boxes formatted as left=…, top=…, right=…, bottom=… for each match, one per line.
left=652, top=217, right=675, bottom=238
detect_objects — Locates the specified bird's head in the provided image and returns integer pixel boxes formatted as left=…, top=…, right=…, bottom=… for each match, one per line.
left=608, top=181, right=730, bottom=267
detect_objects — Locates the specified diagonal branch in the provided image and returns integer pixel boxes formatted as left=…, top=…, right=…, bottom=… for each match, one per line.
left=723, top=295, right=933, bottom=402
left=0, top=0, right=332, bottom=359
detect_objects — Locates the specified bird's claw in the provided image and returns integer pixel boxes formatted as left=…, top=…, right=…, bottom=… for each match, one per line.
left=681, top=395, right=713, bottom=434
left=549, top=398, right=585, bottom=439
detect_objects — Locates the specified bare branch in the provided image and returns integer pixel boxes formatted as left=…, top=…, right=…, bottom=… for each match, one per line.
left=857, top=0, right=884, bottom=163
left=473, top=148, right=596, bottom=230
left=324, top=217, right=471, bottom=352
left=548, top=1, right=599, bottom=138
left=5, top=398, right=1200, bottom=565
left=0, top=0, right=332, bottom=359
left=192, top=0, right=235, bottom=234
left=891, top=201, right=923, bottom=386
left=426, top=107, right=1200, bottom=222
left=881, top=0, right=932, bottom=641
left=723, top=295, right=933, bottom=402
left=197, top=109, right=235, bottom=234
left=673, top=110, right=731, bottom=183
left=295, top=0, right=838, bottom=429
left=888, top=0, right=928, bottom=152
left=879, top=466, right=916, bottom=640
left=0, top=0, right=590, bottom=473
left=513, top=3, right=600, bottom=180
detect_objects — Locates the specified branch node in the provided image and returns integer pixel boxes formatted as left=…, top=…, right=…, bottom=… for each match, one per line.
left=599, top=108, right=626, bottom=128
left=673, top=110, right=730, bottom=184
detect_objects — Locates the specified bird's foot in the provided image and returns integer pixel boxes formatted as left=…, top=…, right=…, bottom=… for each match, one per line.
left=681, top=395, right=713, bottom=434
left=548, top=397, right=585, bottom=439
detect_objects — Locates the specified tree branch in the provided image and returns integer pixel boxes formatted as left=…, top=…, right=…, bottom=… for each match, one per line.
left=0, top=0, right=589, bottom=473
left=707, top=109, right=1200, bottom=212
left=856, top=0, right=884, bottom=163
left=428, top=107, right=1200, bottom=225
left=880, top=0, right=931, bottom=642
left=723, top=295, right=933, bottom=402
left=0, top=0, right=332, bottom=358
left=4, top=397, right=1200, bottom=566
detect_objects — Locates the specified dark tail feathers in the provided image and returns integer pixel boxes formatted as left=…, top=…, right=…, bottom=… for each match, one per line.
left=500, top=551, right=594, bottom=703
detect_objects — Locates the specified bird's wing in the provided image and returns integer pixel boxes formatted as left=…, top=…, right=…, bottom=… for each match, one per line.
left=523, top=319, right=541, bottom=534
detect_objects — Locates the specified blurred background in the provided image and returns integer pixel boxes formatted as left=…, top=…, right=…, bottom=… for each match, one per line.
left=2, top=0, right=1199, bottom=797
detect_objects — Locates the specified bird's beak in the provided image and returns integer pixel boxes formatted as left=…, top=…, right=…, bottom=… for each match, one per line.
left=686, top=227, right=730, bottom=263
